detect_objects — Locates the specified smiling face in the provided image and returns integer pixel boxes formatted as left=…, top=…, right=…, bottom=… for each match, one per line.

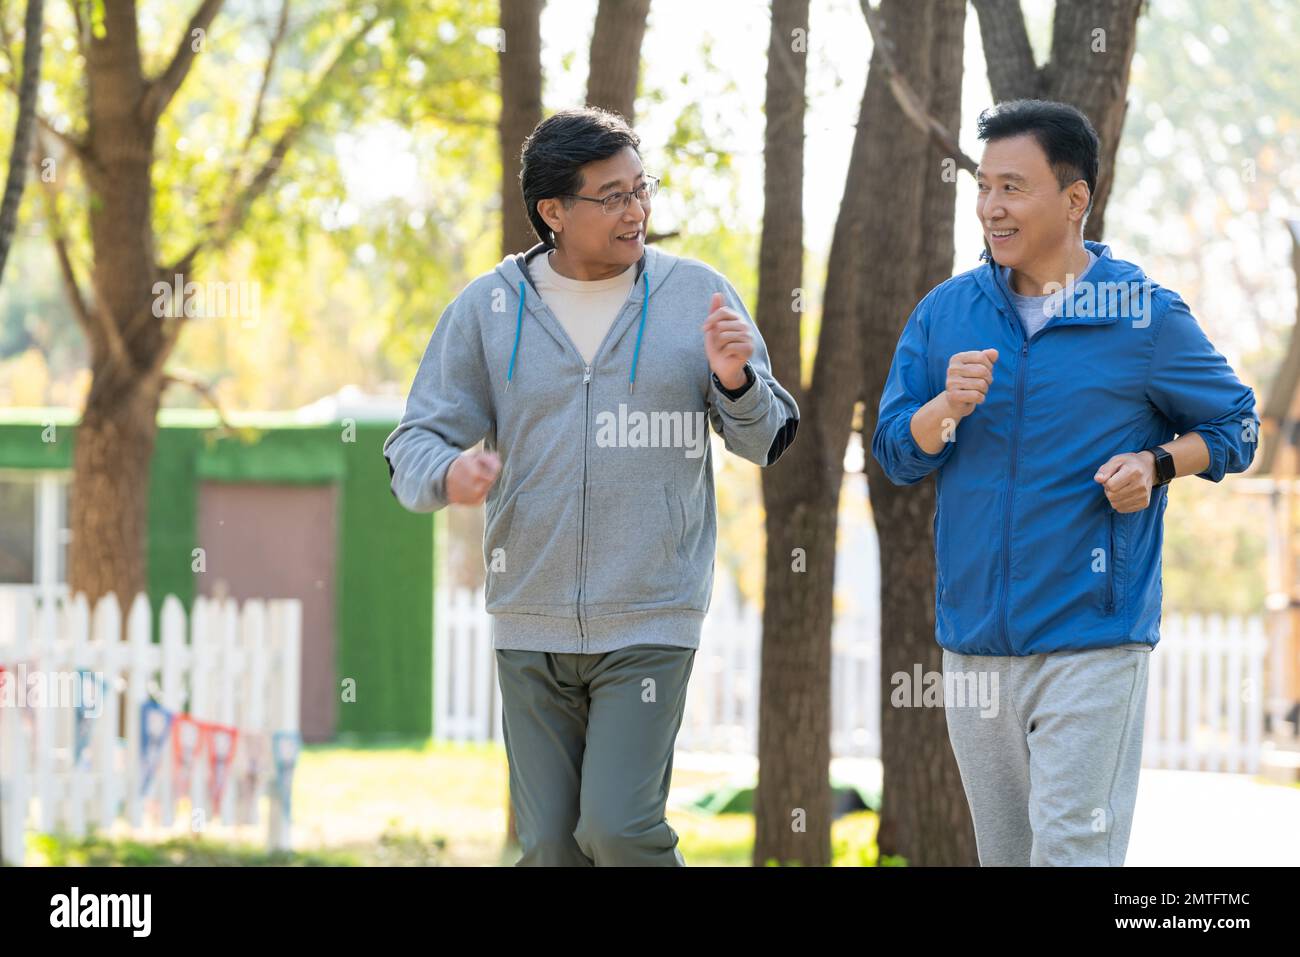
left=976, top=133, right=1090, bottom=271
left=538, top=146, right=650, bottom=275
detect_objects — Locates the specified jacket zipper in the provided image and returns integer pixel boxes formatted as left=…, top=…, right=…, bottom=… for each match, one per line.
left=514, top=260, right=648, bottom=651
left=578, top=363, right=592, bottom=649
left=990, top=266, right=1027, bottom=656
left=1001, top=336, right=1028, bottom=655
left=983, top=253, right=1118, bottom=647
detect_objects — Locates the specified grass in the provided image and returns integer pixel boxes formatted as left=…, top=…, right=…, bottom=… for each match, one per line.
left=24, top=740, right=887, bottom=866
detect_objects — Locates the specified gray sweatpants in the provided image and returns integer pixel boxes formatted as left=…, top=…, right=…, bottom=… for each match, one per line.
left=942, top=643, right=1151, bottom=866
left=495, top=643, right=696, bottom=866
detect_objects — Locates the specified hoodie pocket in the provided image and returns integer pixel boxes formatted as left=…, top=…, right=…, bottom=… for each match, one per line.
left=485, top=487, right=581, bottom=611
left=581, top=481, right=683, bottom=608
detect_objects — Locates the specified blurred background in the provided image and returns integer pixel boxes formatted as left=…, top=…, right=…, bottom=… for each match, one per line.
left=0, top=0, right=1297, bottom=866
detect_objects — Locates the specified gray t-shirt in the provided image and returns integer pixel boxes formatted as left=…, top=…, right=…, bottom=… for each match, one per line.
left=1001, top=248, right=1098, bottom=339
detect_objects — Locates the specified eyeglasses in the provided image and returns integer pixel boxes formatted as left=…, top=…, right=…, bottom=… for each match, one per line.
left=559, top=174, right=660, bottom=214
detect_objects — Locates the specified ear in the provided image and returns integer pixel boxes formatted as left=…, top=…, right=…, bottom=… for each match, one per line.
left=537, top=197, right=563, bottom=234
left=1067, top=179, right=1091, bottom=223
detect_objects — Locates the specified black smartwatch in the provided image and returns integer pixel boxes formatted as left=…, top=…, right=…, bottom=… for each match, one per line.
left=1144, top=445, right=1176, bottom=486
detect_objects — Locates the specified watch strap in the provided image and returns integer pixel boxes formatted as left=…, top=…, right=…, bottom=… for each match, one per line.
left=1145, top=445, right=1176, bottom=486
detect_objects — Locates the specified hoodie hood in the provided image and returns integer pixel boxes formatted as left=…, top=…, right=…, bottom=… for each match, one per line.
left=493, top=241, right=680, bottom=393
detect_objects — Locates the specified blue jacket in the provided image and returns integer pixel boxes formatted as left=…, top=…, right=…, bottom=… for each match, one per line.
left=871, top=240, right=1259, bottom=655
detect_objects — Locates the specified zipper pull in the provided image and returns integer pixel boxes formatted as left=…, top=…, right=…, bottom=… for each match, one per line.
left=583, top=365, right=592, bottom=384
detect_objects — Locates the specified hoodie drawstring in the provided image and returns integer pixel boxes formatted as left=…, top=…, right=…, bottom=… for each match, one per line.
left=628, top=270, right=649, bottom=394
left=506, top=269, right=651, bottom=394
left=506, top=280, right=525, bottom=392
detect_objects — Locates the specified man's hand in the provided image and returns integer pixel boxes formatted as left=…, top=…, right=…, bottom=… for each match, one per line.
left=1094, top=451, right=1156, bottom=513
left=446, top=449, right=501, bottom=505
left=702, top=291, right=754, bottom=390
left=943, top=348, right=998, bottom=418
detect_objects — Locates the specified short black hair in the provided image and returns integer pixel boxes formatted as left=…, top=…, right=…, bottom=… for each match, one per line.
left=976, top=99, right=1100, bottom=213
left=519, top=107, right=642, bottom=245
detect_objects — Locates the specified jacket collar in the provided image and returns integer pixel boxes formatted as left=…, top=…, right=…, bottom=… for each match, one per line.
left=975, top=240, right=1151, bottom=331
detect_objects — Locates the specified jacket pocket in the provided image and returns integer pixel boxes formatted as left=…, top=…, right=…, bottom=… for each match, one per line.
left=1103, top=509, right=1127, bottom=616
left=1105, top=510, right=1115, bottom=613
left=933, top=505, right=947, bottom=605
left=581, top=481, right=683, bottom=608
left=484, top=487, right=581, bottom=611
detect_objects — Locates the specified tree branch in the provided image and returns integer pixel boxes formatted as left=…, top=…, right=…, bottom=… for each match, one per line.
left=32, top=129, right=129, bottom=368
left=164, top=10, right=381, bottom=277
left=67, top=0, right=87, bottom=54
left=970, top=0, right=1041, bottom=102
left=1, top=90, right=89, bottom=160
left=861, top=0, right=977, bottom=176
left=146, top=313, right=185, bottom=383
left=239, top=0, right=290, bottom=160
left=139, top=0, right=226, bottom=127
left=0, top=0, right=43, bottom=282
left=34, top=152, right=90, bottom=335
left=0, top=6, right=90, bottom=162
left=141, top=11, right=383, bottom=372
left=160, top=368, right=236, bottom=435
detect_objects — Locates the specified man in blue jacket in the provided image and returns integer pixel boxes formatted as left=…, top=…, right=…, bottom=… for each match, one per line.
left=872, top=99, right=1258, bottom=866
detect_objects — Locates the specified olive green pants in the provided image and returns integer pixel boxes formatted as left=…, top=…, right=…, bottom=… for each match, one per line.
left=495, top=643, right=696, bottom=866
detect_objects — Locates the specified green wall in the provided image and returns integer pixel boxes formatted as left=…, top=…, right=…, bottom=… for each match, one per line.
left=0, top=409, right=436, bottom=740
left=148, top=425, right=202, bottom=635
left=336, top=424, right=435, bottom=738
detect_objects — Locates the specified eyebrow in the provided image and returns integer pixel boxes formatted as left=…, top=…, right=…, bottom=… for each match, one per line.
left=595, top=172, right=647, bottom=193
left=975, top=168, right=1029, bottom=184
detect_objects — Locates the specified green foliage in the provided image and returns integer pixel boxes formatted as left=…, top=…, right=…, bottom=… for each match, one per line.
left=0, top=0, right=771, bottom=419
left=29, top=829, right=355, bottom=866
left=1160, top=477, right=1271, bottom=614
left=1116, top=0, right=1299, bottom=390
left=0, top=0, right=502, bottom=404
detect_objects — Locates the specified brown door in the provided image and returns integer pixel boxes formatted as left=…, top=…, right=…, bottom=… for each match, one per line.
left=197, top=481, right=338, bottom=743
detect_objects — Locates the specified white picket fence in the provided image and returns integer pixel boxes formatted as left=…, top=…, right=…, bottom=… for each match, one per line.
left=0, top=588, right=302, bottom=866
left=1145, top=612, right=1270, bottom=772
left=434, top=585, right=1280, bottom=774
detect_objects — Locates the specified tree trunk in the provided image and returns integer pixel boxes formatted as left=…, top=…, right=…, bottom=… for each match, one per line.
left=853, top=0, right=977, bottom=867
left=754, top=495, right=837, bottom=866
left=585, top=0, right=651, bottom=124
left=972, top=0, right=1143, bottom=239
left=67, top=1, right=167, bottom=608
left=499, top=0, right=544, bottom=256
left=0, top=0, right=43, bottom=282
left=68, top=382, right=162, bottom=606
left=753, top=0, right=865, bottom=867
left=497, top=0, right=546, bottom=851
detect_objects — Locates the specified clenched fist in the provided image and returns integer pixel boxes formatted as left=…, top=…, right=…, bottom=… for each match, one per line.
left=446, top=449, right=501, bottom=506
left=1094, top=452, right=1155, bottom=513
left=944, top=348, right=998, bottom=418
left=702, top=291, right=754, bottom=390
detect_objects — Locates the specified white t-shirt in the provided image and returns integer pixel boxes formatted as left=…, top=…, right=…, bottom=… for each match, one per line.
left=530, top=250, right=637, bottom=364
left=1001, top=248, right=1099, bottom=339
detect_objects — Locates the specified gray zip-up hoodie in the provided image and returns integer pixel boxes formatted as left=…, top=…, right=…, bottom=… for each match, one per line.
left=383, top=241, right=799, bottom=653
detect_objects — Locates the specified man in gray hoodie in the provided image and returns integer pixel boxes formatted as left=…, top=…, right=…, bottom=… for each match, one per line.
left=383, top=107, right=799, bottom=865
